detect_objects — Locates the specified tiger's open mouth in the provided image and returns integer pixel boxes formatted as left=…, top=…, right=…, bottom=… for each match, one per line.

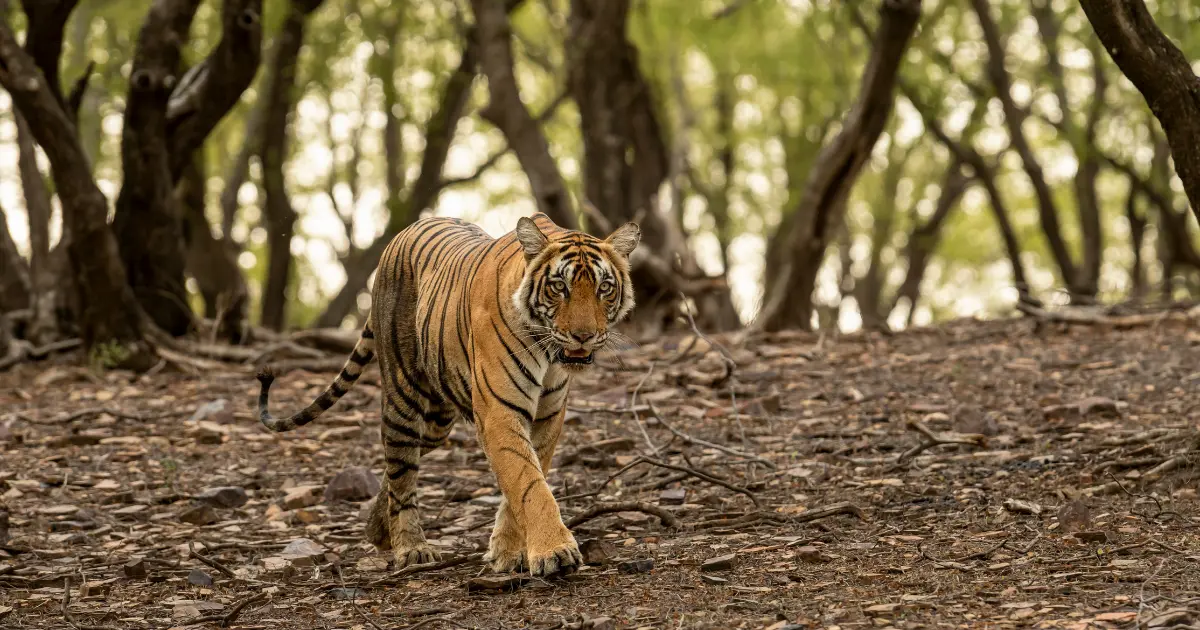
left=556, top=348, right=594, bottom=365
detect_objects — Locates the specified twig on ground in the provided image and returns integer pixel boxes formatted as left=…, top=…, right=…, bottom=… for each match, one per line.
left=176, top=592, right=268, bottom=628
left=790, top=502, right=866, bottom=524
left=337, top=565, right=385, bottom=630
left=8, top=406, right=191, bottom=425
left=1018, top=301, right=1200, bottom=327
left=566, top=501, right=679, bottom=529
left=897, top=419, right=986, bottom=463
left=61, top=577, right=121, bottom=630
left=956, top=536, right=1010, bottom=562
left=648, top=404, right=775, bottom=469
left=628, top=362, right=660, bottom=455
left=633, top=457, right=760, bottom=508
left=368, top=553, right=483, bottom=586
left=400, top=617, right=473, bottom=630
left=189, top=541, right=237, bottom=579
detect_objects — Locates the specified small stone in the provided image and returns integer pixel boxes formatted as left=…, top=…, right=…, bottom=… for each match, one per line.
left=1057, top=500, right=1092, bottom=533
left=178, top=504, right=219, bottom=526
left=618, top=558, right=655, bottom=574
left=196, top=486, right=248, bottom=509
left=591, top=437, right=636, bottom=453
left=659, top=488, right=687, bottom=505
left=264, top=504, right=287, bottom=522
left=190, top=399, right=233, bottom=423
left=330, top=587, right=367, bottom=600
left=38, top=504, right=80, bottom=516
left=1073, top=530, right=1111, bottom=544
left=580, top=539, right=617, bottom=565
left=701, top=553, right=736, bottom=572
left=123, top=558, right=147, bottom=579
left=318, top=426, right=361, bottom=442
left=295, top=508, right=321, bottom=524
left=262, top=556, right=289, bottom=572
left=1002, top=499, right=1043, bottom=516
left=323, top=467, right=381, bottom=503
left=796, top=545, right=831, bottom=563
left=701, top=574, right=728, bottom=585
left=1043, top=397, right=1119, bottom=421
left=280, top=538, right=325, bottom=565
left=187, top=568, right=213, bottom=587
left=584, top=617, right=616, bottom=630
left=356, top=557, right=389, bottom=572
left=466, top=575, right=528, bottom=594
left=282, top=485, right=322, bottom=510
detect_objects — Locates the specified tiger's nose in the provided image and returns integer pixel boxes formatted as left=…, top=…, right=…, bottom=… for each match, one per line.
left=571, top=331, right=596, bottom=343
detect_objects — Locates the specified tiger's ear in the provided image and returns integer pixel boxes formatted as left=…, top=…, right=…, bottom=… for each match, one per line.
left=604, top=222, right=641, bottom=257
left=516, top=216, right=549, bottom=259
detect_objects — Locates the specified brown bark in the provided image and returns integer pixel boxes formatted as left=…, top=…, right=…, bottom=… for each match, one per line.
left=1078, top=0, right=1200, bottom=228
left=1030, top=2, right=1106, bottom=299
left=0, top=14, right=154, bottom=369
left=259, top=0, right=326, bottom=331
left=165, top=0, right=264, bottom=180
left=111, top=0, right=203, bottom=337
left=890, top=160, right=971, bottom=327
left=0, top=201, right=30, bottom=313
left=856, top=147, right=907, bottom=331
left=971, top=0, right=1081, bottom=297
left=754, top=0, right=922, bottom=332
left=14, top=111, right=58, bottom=342
left=1124, top=179, right=1147, bottom=300
left=473, top=0, right=578, bottom=230
left=19, top=0, right=80, bottom=111
left=179, top=156, right=250, bottom=344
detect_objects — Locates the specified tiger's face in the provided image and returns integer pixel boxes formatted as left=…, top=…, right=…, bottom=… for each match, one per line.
left=513, top=217, right=641, bottom=371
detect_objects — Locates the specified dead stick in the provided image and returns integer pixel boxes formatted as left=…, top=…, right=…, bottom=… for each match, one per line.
left=337, top=565, right=385, bottom=630
left=368, top=553, right=483, bottom=586
left=61, top=577, right=121, bottom=630
left=189, top=541, right=237, bottom=579
left=177, top=592, right=267, bottom=628
left=649, top=404, right=775, bottom=469
left=640, top=457, right=760, bottom=508
left=566, top=501, right=679, bottom=529
left=790, top=502, right=867, bottom=524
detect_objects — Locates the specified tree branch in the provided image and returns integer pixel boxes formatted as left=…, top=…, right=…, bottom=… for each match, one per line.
left=166, top=0, right=264, bottom=180
left=1078, top=0, right=1200, bottom=227
left=472, top=0, right=579, bottom=229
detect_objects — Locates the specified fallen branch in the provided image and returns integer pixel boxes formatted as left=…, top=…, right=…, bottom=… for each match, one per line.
left=566, top=501, right=679, bottom=529
left=627, top=457, right=760, bottom=508
left=0, top=337, right=82, bottom=371
left=897, top=419, right=986, bottom=463
left=649, top=404, right=775, bottom=469
left=1018, top=302, right=1200, bottom=327
left=7, top=406, right=191, bottom=425
left=189, top=541, right=237, bottom=579
left=368, top=553, right=483, bottom=587
left=176, top=592, right=267, bottom=628
left=789, top=501, right=867, bottom=524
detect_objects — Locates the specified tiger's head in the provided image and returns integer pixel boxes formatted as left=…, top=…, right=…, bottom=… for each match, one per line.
left=513, top=215, right=641, bottom=371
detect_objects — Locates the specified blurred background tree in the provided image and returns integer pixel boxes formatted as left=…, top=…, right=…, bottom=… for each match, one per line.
left=1, top=0, right=1199, bottom=367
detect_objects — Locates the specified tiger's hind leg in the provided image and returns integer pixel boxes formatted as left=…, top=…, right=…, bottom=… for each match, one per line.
left=374, top=396, right=448, bottom=568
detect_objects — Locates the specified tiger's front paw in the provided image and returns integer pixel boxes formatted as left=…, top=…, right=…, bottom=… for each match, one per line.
left=393, top=543, right=441, bottom=569
left=483, top=545, right=527, bottom=573
left=526, top=536, right=582, bottom=577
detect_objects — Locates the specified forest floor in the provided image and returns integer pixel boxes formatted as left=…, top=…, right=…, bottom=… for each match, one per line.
left=2, top=313, right=1200, bottom=630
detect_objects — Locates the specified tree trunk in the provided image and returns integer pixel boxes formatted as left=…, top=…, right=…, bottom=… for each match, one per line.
left=111, top=0, right=203, bottom=337
left=259, top=0, right=326, bottom=331
left=1078, top=0, right=1200, bottom=228
left=0, top=11, right=155, bottom=370
left=754, top=0, right=922, bottom=332
left=0, top=202, right=30, bottom=313
left=1125, top=180, right=1147, bottom=301
left=473, top=0, right=578, bottom=230
left=12, top=112, right=47, bottom=325
left=179, top=156, right=250, bottom=343
left=890, top=160, right=971, bottom=326
left=314, top=4, right=490, bottom=328
left=971, top=0, right=1082, bottom=297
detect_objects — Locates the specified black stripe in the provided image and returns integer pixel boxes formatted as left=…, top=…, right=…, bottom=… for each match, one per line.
left=521, top=478, right=541, bottom=505
left=542, top=379, right=568, bottom=395
left=479, top=368, right=533, bottom=424
left=331, top=381, right=349, bottom=397
left=351, top=350, right=373, bottom=366
left=340, top=368, right=361, bottom=383
left=387, top=460, right=418, bottom=480
left=499, top=445, right=540, bottom=470
left=534, top=408, right=561, bottom=423
left=362, top=327, right=374, bottom=339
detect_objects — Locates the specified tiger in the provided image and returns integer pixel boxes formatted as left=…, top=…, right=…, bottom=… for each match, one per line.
left=254, top=212, right=641, bottom=576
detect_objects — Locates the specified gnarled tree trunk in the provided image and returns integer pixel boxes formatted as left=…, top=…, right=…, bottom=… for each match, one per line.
left=1079, top=0, right=1200, bottom=229
left=0, top=202, right=30, bottom=313
left=0, top=12, right=154, bottom=369
left=259, top=0, right=326, bottom=330
left=754, top=0, right=922, bottom=332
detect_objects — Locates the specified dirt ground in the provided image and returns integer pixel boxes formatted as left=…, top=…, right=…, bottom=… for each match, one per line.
left=2, top=315, right=1199, bottom=630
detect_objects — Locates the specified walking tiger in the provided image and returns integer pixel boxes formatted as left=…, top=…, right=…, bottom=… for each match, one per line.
left=255, top=212, right=641, bottom=576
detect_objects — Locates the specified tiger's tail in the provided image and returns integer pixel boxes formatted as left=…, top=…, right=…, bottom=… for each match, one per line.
left=255, top=324, right=377, bottom=432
